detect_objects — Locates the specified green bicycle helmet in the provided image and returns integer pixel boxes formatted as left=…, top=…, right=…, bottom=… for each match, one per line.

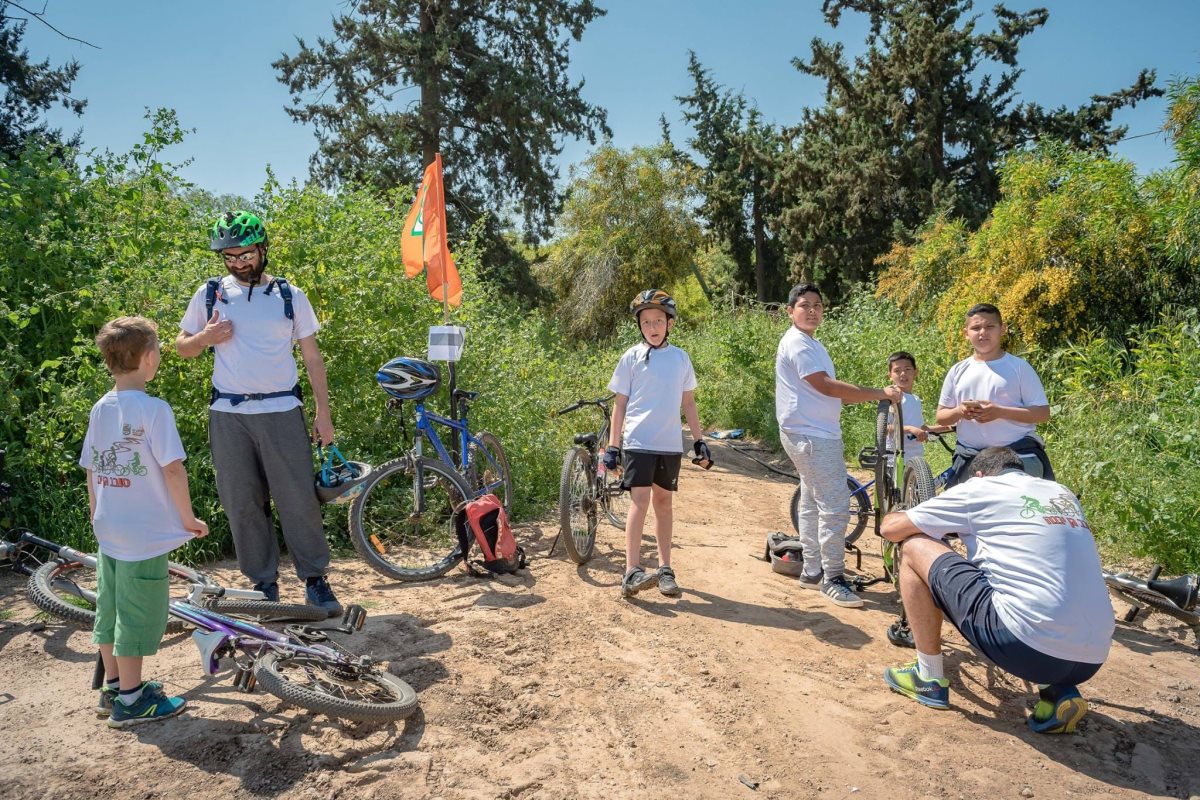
left=209, top=210, right=268, bottom=251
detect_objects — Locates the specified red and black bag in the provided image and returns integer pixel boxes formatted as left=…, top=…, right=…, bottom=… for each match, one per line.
left=457, top=493, right=527, bottom=576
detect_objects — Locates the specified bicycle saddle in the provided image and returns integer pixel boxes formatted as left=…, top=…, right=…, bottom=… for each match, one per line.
left=574, top=433, right=598, bottom=447
left=1148, top=574, right=1199, bottom=611
left=452, top=388, right=479, bottom=403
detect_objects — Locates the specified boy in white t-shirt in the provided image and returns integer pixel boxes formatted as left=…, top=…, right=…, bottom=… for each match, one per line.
left=81, top=317, right=208, bottom=728
left=605, top=290, right=711, bottom=599
left=885, top=351, right=951, bottom=460
left=935, top=304, right=1052, bottom=488
left=776, top=284, right=901, bottom=609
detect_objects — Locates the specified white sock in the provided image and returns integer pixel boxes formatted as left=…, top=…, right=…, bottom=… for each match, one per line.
left=105, top=678, right=120, bottom=690
left=917, top=650, right=944, bottom=681
left=119, top=685, right=144, bottom=705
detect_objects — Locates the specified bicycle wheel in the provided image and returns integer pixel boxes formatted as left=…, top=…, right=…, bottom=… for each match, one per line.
left=601, top=469, right=629, bottom=528
left=470, top=431, right=513, bottom=511
left=558, top=447, right=597, bottom=564
left=200, top=598, right=328, bottom=622
left=28, top=560, right=193, bottom=633
left=788, top=477, right=872, bottom=547
left=254, top=651, right=418, bottom=723
left=348, top=455, right=471, bottom=582
left=902, top=457, right=936, bottom=509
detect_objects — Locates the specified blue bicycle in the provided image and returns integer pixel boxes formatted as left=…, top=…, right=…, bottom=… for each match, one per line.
left=348, top=357, right=512, bottom=582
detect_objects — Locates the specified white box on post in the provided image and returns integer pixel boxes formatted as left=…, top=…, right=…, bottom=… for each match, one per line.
left=428, top=325, right=465, bottom=362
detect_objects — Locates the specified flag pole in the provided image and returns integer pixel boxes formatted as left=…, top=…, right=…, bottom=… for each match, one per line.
left=434, top=153, right=459, bottom=430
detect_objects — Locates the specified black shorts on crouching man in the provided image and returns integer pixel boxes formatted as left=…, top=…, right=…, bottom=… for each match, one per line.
left=620, top=450, right=682, bottom=491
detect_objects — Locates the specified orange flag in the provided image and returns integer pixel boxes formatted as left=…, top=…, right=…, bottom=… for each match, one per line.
left=401, top=154, right=462, bottom=307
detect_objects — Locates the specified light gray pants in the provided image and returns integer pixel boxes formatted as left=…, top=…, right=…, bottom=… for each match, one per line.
left=209, top=407, right=329, bottom=584
left=781, top=431, right=850, bottom=578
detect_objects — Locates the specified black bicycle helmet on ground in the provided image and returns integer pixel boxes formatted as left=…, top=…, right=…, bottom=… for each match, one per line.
left=375, top=357, right=441, bottom=400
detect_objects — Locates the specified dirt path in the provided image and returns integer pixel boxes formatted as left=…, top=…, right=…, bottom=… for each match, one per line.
left=2, top=442, right=1198, bottom=799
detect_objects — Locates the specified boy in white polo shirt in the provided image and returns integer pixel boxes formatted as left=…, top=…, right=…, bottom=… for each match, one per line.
left=776, top=284, right=901, bottom=608
left=82, top=316, right=208, bottom=727
left=935, top=303, right=1052, bottom=488
left=605, top=290, right=711, bottom=599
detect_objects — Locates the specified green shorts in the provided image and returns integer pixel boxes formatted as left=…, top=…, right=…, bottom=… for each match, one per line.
left=91, top=552, right=169, bottom=657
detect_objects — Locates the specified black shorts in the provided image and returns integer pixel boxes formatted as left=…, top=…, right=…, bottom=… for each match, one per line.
left=927, top=551, right=1102, bottom=687
left=620, top=450, right=682, bottom=491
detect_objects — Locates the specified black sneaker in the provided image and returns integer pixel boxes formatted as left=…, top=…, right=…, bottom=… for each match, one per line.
left=657, top=566, right=682, bottom=597
left=253, top=581, right=280, bottom=602
left=620, top=566, right=658, bottom=598
left=304, top=576, right=343, bottom=618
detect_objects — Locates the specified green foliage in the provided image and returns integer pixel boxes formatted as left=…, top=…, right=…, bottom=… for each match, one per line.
left=539, top=144, right=702, bottom=340
left=0, top=3, right=87, bottom=155
left=776, top=0, right=1160, bottom=299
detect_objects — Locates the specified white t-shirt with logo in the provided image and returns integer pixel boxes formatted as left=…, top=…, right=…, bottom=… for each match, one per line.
left=888, top=392, right=926, bottom=459
left=905, top=471, right=1113, bottom=664
left=938, top=353, right=1049, bottom=448
left=607, top=343, right=697, bottom=454
left=775, top=326, right=841, bottom=439
left=79, top=390, right=193, bottom=561
left=180, top=275, right=321, bottom=415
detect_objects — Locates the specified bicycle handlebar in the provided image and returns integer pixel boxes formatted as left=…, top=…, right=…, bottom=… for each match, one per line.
left=555, top=395, right=614, bottom=417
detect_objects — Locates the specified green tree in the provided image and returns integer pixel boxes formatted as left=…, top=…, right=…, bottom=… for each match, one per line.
left=538, top=144, right=701, bottom=340
left=0, top=1, right=86, bottom=155
left=776, top=0, right=1160, bottom=298
left=273, top=0, right=609, bottom=247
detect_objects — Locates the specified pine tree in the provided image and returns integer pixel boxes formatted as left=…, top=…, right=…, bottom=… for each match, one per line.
left=0, top=2, right=86, bottom=156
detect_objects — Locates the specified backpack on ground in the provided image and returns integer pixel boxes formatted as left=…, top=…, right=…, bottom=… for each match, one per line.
left=457, top=493, right=527, bottom=576
left=764, top=531, right=806, bottom=577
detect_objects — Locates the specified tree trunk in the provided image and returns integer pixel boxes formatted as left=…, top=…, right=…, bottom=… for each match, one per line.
left=752, top=171, right=767, bottom=302
left=419, top=0, right=441, bottom=167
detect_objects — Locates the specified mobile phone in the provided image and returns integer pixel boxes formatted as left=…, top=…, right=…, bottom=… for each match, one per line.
left=963, top=400, right=983, bottom=410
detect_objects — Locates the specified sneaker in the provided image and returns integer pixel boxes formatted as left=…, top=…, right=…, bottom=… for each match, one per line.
left=657, top=566, right=682, bottom=597
left=1028, top=686, right=1088, bottom=734
left=620, top=566, right=658, bottom=598
left=798, top=571, right=824, bottom=590
left=883, top=661, right=951, bottom=710
left=253, top=581, right=280, bottom=602
left=107, top=683, right=186, bottom=728
left=96, top=680, right=162, bottom=718
left=821, top=575, right=864, bottom=608
left=305, top=576, right=343, bottom=618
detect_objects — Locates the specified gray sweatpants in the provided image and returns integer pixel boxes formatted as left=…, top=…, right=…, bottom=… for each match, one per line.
left=781, top=431, right=850, bottom=579
left=209, top=407, right=329, bottom=584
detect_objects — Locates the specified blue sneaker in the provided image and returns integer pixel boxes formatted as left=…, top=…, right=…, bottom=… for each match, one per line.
left=107, top=683, right=186, bottom=729
left=253, top=580, right=280, bottom=602
left=96, top=680, right=162, bottom=718
left=1028, top=686, right=1088, bottom=734
left=305, top=576, right=343, bottom=618
left=884, top=661, right=951, bottom=710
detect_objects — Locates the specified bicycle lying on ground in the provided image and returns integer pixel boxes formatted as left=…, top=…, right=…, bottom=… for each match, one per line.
left=89, top=587, right=419, bottom=723
left=348, top=357, right=512, bottom=582
left=1104, top=565, right=1199, bottom=649
left=551, top=395, right=630, bottom=564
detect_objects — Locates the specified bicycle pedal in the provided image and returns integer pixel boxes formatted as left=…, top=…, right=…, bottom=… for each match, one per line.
left=343, top=604, right=367, bottom=631
left=233, top=666, right=257, bottom=692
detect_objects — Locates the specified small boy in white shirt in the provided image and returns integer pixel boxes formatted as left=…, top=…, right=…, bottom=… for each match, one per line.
left=81, top=316, right=208, bottom=728
left=605, top=290, right=711, bottom=599
left=885, top=351, right=950, bottom=460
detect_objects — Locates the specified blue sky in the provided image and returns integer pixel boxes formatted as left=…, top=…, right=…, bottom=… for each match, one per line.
left=20, top=0, right=1200, bottom=201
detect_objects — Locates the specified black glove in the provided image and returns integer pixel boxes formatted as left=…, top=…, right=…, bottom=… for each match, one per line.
left=692, top=440, right=713, bottom=470
left=602, top=446, right=621, bottom=471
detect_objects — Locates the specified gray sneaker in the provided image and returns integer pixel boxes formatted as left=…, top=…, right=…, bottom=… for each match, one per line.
left=657, top=566, right=682, bottom=597
left=821, top=575, right=864, bottom=608
left=798, top=570, right=824, bottom=590
left=621, top=566, right=658, bottom=598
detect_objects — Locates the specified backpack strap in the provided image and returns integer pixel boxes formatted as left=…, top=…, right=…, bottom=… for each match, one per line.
left=204, top=277, right=224, bottom=321
left=264, top=277, right=294, bottom=320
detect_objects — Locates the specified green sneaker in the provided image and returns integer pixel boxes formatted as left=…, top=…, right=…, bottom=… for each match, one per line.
left=1028, top=685, right=1088, bottom=734
left=883, top=660, right=950, bottom=710
left=96, top=680, right=162, bottom=718
left=107, top=683, right=186, bottom=729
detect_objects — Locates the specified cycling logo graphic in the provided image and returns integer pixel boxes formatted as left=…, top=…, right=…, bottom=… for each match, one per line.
left=1020, top=492, right=1088, bottom=528
left=89, top=423, right=149, bottom=484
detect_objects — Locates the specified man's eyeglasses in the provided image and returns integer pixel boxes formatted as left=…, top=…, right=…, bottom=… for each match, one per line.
left=222, top=251, right=258, bottom=264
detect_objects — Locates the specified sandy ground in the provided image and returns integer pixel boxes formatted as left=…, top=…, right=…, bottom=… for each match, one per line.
left=1, top=442, right=1198, bottom=800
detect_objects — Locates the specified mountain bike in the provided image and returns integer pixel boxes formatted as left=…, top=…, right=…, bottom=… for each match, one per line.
left=788, top=476, right=872, bottom=550
left=348, top=375, right=510, bottom=582
left=95, top=589, right=418, bottom=723
left=1104, top=565, right=1199, bottom=649
left=551, top=395, right=630, bottom=564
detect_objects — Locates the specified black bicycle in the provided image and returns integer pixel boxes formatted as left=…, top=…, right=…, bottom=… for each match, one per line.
left=551, top=395, right=629, bottom=564
left=1104, top=565, right=1199, bottom=649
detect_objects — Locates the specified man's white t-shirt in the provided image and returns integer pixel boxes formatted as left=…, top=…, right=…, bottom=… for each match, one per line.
left=79, top=390, right=193, bottom=561
left=775, top=325, right=841, bottom=439
left=180, top=276, right=321, bottom=415
left=888, top=392, right=925, bottom=459
left=905, top=471, right=1114, bottom=664
left=607, top=343, right=696, bottom=454
left=939, top=353, right=1049, bottom=448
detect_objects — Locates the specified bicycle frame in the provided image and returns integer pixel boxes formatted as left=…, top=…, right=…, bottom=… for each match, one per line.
left=411, top=399, right=505, bottom=499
